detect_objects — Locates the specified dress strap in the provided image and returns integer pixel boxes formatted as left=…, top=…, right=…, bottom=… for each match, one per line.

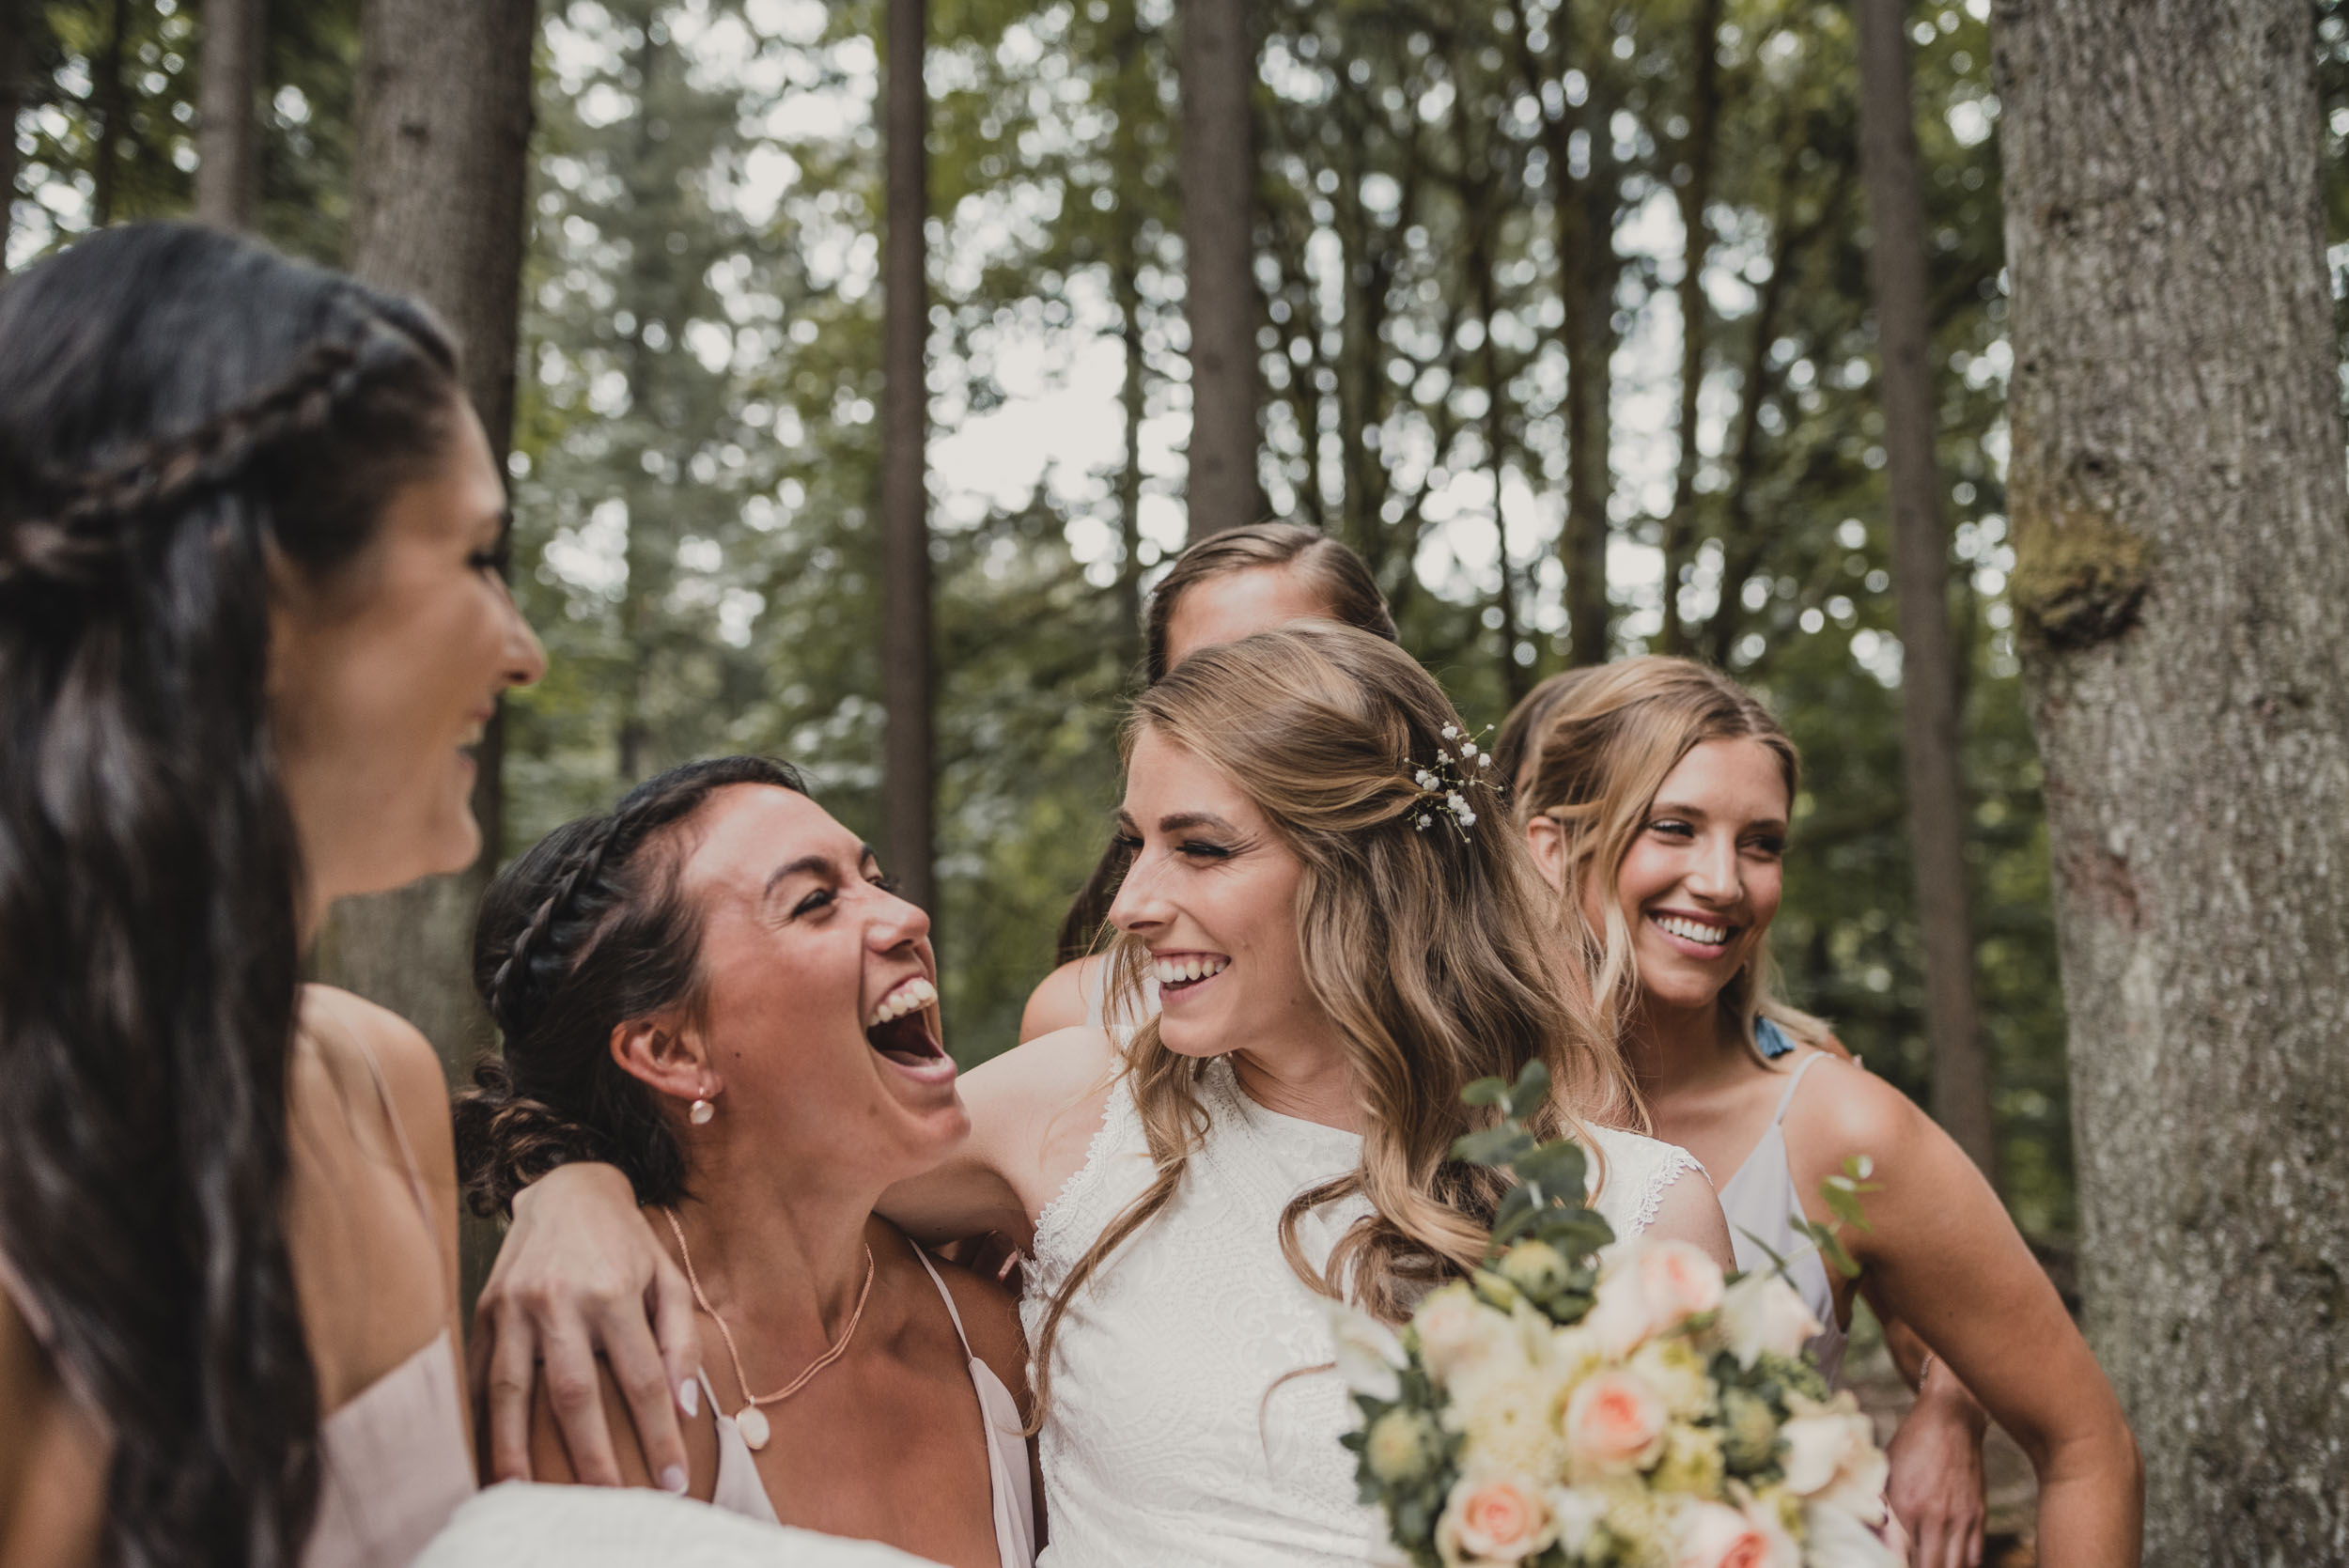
left=340, top=1021, right=445, bottom=1278
left=1770, top=1050, right=1828, bottom=1126
left=910, top=1245, right=974, bottom=1358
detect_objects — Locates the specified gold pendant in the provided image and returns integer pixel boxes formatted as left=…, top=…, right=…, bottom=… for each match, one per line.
left=736, top=1405, right=770, bottom=1451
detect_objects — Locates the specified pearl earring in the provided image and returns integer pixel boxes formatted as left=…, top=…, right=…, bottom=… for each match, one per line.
left=689, top=1091, right=717, bottom=1126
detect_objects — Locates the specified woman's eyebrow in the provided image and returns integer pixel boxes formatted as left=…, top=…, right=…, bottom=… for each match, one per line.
left=1158, top=811, right=1237, bottom=834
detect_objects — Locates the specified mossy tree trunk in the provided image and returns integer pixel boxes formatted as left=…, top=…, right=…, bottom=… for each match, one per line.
left=880, top=0, right=936, bottom=917
left=194, top=0, right=262, bottom=230
left=1997, top=0, right=2349, bottom=1558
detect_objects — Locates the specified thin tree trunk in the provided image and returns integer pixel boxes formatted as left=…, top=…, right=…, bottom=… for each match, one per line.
left=0, top=0, right=29, bottom=267
left=1855, top=0, right=1996, bottom=1178
left=1113, top=250, right=1146, bottom=670
left=880, top=0, right=935, bottom=917
left=1998, top=0, right=2349, bottom=1559
left=1177, top=0, right=1257, bottom=540
left=194, top=0, right=263, bottom=229
left=1661, top=0, right=1721, bottom=655
left=90, top=0, right=131, bottom=226
left=319, top=0, right=537, bottom=1309
left=1559, top=172, right=1614, bottom=667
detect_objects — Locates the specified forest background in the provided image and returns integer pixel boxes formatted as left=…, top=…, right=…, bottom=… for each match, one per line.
left=8, top=3, right=2349, bottom=1556
left=22, top=0, right=2349, bottom=1245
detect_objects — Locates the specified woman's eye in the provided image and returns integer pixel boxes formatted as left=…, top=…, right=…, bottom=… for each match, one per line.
left=469, top=543, right=513, bottom=577
left=1178, top=840, right=1234, bottom=861
left=1648, top=819, right=1695, bottom=840
left=1110, top=833, right=1143, bottom=853
left=869, top=872, right=900, bottom=895
left=791, top=888, right=835, bottom=918
left=1747, top=837, right=1787, bottom=858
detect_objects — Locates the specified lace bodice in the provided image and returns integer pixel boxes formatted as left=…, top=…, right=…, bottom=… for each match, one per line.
left=1020, top=1055, right=1704, bottom=1567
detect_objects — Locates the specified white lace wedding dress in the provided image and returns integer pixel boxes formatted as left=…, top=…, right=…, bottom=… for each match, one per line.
left=1020, top=1054, right=1705, bottom=1567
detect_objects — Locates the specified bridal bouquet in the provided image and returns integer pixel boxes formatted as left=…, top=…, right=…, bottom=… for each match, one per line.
left=1335, top=1063, right=1898, bottom=1568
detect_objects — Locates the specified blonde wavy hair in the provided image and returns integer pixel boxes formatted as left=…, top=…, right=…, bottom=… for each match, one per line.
left=1508, top=656, right=1831, bottom=1062
left=1028, top=623, right=1637, bottom=1405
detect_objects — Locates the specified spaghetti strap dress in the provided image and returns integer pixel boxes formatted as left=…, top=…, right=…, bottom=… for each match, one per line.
left=1716, top=1048, right=1850, bottom=1387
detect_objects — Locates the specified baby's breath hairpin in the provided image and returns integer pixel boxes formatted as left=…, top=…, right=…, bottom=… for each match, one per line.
left=1406, top=722, right=1498, bottom=838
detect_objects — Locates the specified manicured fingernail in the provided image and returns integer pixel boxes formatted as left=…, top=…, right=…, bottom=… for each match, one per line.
left=660, top=1464, right=689, bottom=1495
left=678, top=1380, right=699, bottom=1418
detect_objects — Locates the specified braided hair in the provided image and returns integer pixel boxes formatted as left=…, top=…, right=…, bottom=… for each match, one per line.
left=0, top=223, right=464, bottom=1568
left=454, top=755, right=809, bottom=1219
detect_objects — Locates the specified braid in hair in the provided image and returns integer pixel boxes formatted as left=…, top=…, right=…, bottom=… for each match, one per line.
left=455, top=756, right=809, bottom=1219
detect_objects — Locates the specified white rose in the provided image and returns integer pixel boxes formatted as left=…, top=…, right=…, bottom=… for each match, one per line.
left=1801, top=1497, right=1904, bottom=1568
left=1779, top=1391, right=1889, bottom=1524
left=1325, top=1298, right=1406, bottom=1402
left=1714, top=1270, right=1821, bottom=1369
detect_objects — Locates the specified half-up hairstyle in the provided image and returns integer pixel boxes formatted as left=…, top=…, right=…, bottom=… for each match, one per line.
left=454, top=756, right=809, bottom=1219
left=0, top=223, right=464, bottom=1568
left=1508, top=655, right=1831, bottom=1060
left=1030, top=622, right=1636, bottom=1412
left=1054, top=523, right=1399, bottom=963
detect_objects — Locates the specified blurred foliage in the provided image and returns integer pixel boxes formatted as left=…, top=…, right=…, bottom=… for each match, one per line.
left=9, top=0, right=2086, bottom=1237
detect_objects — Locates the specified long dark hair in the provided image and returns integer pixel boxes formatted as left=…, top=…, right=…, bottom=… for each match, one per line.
left=0, top=223, right=462, bottom=1568
left=454, top=756, right=809, bottom=1219
left=1053, top=523, right=1399, bottom=964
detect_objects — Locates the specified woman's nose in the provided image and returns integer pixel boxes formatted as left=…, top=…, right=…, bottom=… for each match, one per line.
left=501, top=582, right=548, bottom=690
left=1686, top=833, right=1740, bottom=900
left=1107, top=853, right=1168, bottom=934
left=870, top=884, right=932, bottom=950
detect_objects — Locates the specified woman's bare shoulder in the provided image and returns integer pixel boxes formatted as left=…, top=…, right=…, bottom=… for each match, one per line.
left=1019, top=956, right=1103, bottom=1043
left=296, top=985, right=448, bottom=1124
left=0, top=1294, right=107, bottom=1567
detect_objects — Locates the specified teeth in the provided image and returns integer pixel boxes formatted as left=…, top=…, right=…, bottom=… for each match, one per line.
left=1653, top=914, right=1730, bottom=946
left=865, top=976, right=937, bottom=1029
left=1152, top=955, right=1230, bottom=986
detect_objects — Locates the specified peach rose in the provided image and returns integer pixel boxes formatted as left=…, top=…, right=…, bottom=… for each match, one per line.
left=1780, top=1392, right=1889, bottom=1525
left=1436, top=1474, right=1557, bottom=1565
left=1674, top=1499, right=1780, bottom=1568
left=1636, top=1239, right=1727, bottom=1327
left=1562, top=1367, right=1668, bottom=1478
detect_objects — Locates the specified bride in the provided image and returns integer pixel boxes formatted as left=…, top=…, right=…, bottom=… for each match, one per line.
left=475, top=621, right=1731, bottom=1564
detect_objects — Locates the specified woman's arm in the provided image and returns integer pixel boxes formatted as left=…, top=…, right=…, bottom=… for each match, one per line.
left=468, top=1164, right=703, bottom=1490
left=1018, top=958, right=1098, bottom=1043
left=0, top=1298, right=107, bottom=1568
left=1789, top=1068, right=2143, bottom=1567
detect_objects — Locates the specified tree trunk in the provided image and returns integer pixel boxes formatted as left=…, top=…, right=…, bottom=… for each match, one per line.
left=1661, top=0, right=1721, bottom=656
left=0, top=0, right=29, bottom=267
left=90, top=0, right=131, bottom=226
left=194, top=0, right=263, bottom=229
left=1855, top=0, right=1997, bottom=1178
left=1559, top=172, right=1615, bottom=667
left=1997, top=0, right=2349, bottom=1559
left=322, top=0, right=537, bottom=1307
left=1177, top=0, right=1257, bottom=540
left=880, top=0, right=935, bottom=918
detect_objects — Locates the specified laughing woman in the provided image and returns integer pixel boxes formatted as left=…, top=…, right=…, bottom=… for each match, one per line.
left=468, top=624, right=1732, bottom=1567
left=1509, top=658, right=2142, bottom=1568
left=454, top=757, right=1036, bottom=1568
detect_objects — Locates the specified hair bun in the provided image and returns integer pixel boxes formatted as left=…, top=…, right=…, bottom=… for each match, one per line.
left=451, top=1058, right=616, bottom=1219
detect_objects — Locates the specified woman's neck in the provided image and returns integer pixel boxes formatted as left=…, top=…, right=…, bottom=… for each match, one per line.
left=1622, top=992, right=1745, bottom=1098
left=1228, top=1026, right=1361, bottom=1131
left=663, top=1154, right=882, bottom=1342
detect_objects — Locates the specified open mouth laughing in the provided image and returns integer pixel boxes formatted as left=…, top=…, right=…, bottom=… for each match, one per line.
left=863, top=974, right=954, bottom=1081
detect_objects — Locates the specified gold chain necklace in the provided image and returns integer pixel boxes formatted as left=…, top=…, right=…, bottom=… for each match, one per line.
left=660, top=1206, right=876, bottom=1452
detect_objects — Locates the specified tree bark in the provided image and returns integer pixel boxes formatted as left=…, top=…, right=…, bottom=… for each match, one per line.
left=1177, top=0, right=1258, bottom=540
left=194, top=0, right=263, bottom=230
left=1559, top=172, right=1615, bottom=669
left=1997, top=0, right=2349, bottom=1559
left=1661, top=0, right=1721, bottom=656
left=321, top=0, right=537, bottom=1305
left=1855, top=0, right=1996, bottom=1178
left=880, top=0, right=936, bottom=917
left=0, top=0, right=29, bottom=267
left=90, top=0, right=131, bottom=226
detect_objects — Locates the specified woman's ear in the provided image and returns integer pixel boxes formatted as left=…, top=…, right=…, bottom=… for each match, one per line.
left=610, top=1016, right=716, bottom=1108
left=1522, top=814, right=1570, bottom=893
